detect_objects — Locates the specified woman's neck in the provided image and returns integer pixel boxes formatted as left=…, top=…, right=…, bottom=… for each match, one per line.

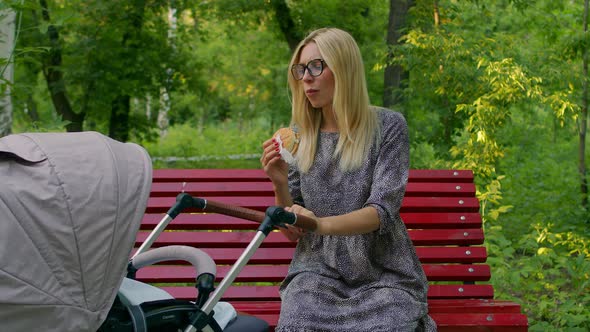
left=320, top=107, right=338, bottom=132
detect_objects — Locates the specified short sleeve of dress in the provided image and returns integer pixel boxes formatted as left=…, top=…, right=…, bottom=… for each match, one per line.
left=288, top=165, right=304, bottom=207
left=364, top=111, right=410, bottom=235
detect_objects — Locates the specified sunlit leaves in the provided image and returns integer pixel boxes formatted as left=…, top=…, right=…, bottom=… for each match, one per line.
left=485, top=221, right=590, bottom=331
left=545, top=85, right=580, bottom=126
left=452, top=58, right=543, bottom=182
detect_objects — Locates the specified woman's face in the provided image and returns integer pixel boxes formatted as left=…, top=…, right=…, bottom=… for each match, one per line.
left=297, top=42, right=335, bottom=111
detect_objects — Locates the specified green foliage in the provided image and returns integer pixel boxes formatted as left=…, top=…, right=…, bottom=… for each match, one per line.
left=451, top=57, right=543, bottom=180
left=394, top=24, right=479, bottom=147
left=489, top=109, right=590, bottom=331
left=140, top=119, right=272, bottom=168
left=409, top=141, right=450, bottom=170
left=477, top=175, right=513, bottom=222
left=12, top=116, right=68, bottom=133
left=545, top=85, right=580, bottom=126
left=398, top=1, right=547, bottom=232
left=376, top=2, right=589, bottom=330
left=486, top=224, right=590, bottom=331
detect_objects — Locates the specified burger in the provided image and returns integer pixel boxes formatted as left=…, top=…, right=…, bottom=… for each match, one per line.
left=273, top=126, right=300, bottom=164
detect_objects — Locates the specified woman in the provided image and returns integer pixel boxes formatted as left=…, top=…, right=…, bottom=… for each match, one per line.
left=260, top=28, right=436, bottom=332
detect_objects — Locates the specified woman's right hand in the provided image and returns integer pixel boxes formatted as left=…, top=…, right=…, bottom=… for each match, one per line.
left=260, top=137, right=289, bottom=185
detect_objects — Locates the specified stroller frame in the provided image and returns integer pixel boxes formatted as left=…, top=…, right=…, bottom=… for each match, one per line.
left=123, top=193, right=316, bottom=332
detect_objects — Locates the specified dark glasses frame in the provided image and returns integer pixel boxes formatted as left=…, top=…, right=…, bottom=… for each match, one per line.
left=291, top=59, right=326, bottom=80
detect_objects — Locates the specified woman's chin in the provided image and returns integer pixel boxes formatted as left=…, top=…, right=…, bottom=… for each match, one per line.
left=308, top=101, right=324, bottom=109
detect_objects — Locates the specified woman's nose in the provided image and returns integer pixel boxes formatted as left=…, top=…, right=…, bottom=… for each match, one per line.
left=302, top=69, right=314, bottom=81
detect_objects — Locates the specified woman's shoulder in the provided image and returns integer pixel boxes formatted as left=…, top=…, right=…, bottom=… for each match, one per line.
left=371, top=106, right=407, bottom=130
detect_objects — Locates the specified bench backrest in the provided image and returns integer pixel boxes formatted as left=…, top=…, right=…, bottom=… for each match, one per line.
left=136, top=169, right=494, bottom=302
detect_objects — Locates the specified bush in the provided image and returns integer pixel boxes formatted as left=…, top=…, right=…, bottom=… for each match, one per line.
left=141, top=121, right=271, bottom=168
left=486, top=224, right=590, bottom=331
left=488, top=111, right=590, bottom=331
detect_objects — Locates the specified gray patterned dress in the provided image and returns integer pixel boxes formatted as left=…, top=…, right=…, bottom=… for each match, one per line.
left=276, top=108, right=437, bottom=332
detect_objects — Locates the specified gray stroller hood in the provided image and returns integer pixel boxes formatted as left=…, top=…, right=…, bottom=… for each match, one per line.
left=0, top=131, right=152, bottom=332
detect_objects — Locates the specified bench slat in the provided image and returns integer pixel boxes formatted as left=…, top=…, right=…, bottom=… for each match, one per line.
left=159, top=284, right=495, bottom=301
left=219, top=313, right=527, bottom=332
left=152, top=169, right=268, bottom=182
left=230, top=299, right=524, bottom=315
left=132, top=246, right=487, bottom=265
left=140, top=211, right=483, bottom=230
left=431, top=313, right=529, bottom=332
left=151, top=169, right=475, bottom=183
left=136, top=264, right=490, bottom=283
left=135, top=229, right=484, bottom=247
left=149, top=181, right=476, bottom=197
left=427, top=299, right=523, bottom=314
left=145, top=196, right=481, bottom=213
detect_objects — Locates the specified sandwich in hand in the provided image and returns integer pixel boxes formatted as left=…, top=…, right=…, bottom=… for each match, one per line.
left=273, top=127, right=300, bottom=165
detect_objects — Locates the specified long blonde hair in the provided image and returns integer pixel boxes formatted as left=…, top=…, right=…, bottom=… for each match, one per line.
left=288, top=28, right=379, bottom=173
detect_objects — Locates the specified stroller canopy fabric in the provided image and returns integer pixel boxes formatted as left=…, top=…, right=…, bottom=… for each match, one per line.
left=0, top=132, right=152, bottom=332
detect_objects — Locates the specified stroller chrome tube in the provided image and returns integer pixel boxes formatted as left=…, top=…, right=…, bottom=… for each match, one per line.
left=134, top=193, right=206, bottom=259
left=203, top=231, right=266, bottom=313
left=183, top=231, right=267, bottom=332
left=132, top=214, right=173, bottom=259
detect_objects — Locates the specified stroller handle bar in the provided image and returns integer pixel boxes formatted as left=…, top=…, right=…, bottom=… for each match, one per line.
left=130, top=245, right=217, bottom=308
left=171, top=193, right=318, bottom=232
left=131, top=245, right=216, bottom=277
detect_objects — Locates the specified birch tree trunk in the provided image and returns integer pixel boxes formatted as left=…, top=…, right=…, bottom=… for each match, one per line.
left=157, top=3, right=177, bottom=138
left=0, top=8, right=16, bottom=137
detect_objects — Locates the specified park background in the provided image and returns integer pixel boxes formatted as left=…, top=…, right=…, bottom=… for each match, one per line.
left=1, top=1, right=589, bottom=330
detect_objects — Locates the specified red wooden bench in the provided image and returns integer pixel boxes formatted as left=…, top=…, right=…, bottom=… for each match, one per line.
left=135, top=169, right=528, bottom=331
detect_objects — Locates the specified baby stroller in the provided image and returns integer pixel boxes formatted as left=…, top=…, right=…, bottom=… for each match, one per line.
left=0, top=131, right=284, bottom=332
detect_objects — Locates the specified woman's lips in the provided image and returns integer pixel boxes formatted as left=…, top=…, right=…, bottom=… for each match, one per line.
left=306, top=89, right=318, bottom=96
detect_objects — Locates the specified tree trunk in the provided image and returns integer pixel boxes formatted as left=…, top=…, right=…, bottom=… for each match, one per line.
left=0, top=7, right=16, bottom=137
left=109, top=95, right=130, bottom=142
left=146, top=94, right=153, bottom=121
left=109, top=0, right=145, bottom=141
left=433, top=0, right=440, bottom=27
left=270, top=0, right=301, bottom=52
left=434, top=0, right=454, bottom=145
left=158, top=3, right=177, bottom=138
left=25, top=95, right=40, bottom=122
left=580, top=0, right=589, bottom=207
left=158, top=86, right=170, bottom=137
left=39, top=0, right=84, bottom=132
left=383, top=0, right=413, bottom=111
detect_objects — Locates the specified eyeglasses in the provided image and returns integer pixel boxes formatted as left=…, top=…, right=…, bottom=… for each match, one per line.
left=291, top=59, right=326, bottom=80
